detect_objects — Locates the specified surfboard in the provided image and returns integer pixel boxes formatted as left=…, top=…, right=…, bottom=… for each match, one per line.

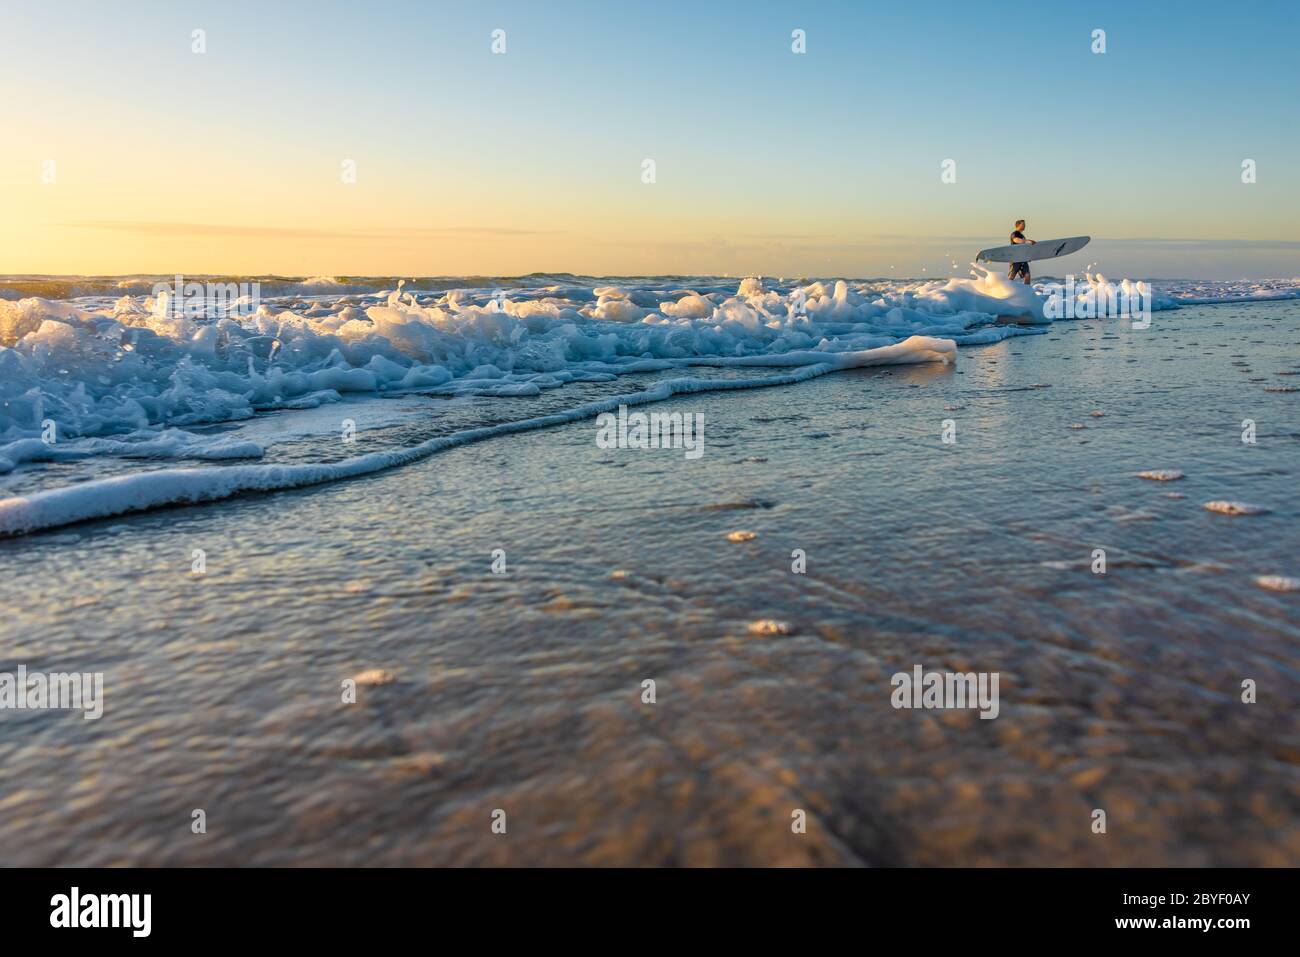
left=976, top=236, right=1090, bottom=264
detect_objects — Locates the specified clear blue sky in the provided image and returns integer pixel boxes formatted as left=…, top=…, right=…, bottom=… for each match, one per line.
left=3, top=0, right=1297, bottom=277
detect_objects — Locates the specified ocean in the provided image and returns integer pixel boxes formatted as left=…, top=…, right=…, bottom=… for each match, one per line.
left=0, top=272, right=1296, bottom=864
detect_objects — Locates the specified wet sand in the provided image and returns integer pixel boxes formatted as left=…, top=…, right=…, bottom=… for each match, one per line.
left=1, top=302, right=1297, bottom=866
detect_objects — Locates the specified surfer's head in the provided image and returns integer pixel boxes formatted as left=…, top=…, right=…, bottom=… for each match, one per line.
left=1015, top=219, right=1026, bottom=229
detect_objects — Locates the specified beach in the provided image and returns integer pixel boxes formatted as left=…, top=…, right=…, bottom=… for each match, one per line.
left=1, top=281, right=1296, bottom=866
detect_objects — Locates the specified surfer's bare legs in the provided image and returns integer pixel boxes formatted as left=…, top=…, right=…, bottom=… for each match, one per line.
left=1009, top=219, right=1034, bottom=283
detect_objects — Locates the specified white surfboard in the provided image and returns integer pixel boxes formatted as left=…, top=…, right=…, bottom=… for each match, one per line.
left=976, top=236, right=1090, bottom=264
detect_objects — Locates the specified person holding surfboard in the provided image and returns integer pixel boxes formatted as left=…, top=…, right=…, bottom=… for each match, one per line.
left=975, top=233, right=1088, bottom=274
left=1008, top=220, right=1035, bottom=284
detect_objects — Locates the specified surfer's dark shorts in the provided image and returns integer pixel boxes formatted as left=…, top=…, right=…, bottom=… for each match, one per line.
left=1008, top=261, right=1030, bottom=279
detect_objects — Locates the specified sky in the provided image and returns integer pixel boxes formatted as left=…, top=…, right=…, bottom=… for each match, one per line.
left=2, top=0, right=1297, bottom=279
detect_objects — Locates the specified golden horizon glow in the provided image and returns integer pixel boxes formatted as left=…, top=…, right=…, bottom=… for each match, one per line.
left=2, top=1, right=1297, bottom=279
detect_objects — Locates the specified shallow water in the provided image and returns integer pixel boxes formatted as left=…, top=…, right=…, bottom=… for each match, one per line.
left=0, top=301, right=1297, bottom=866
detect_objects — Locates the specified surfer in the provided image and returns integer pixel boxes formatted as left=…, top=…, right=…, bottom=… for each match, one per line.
left=1008, top=220, right=1035, bottom=284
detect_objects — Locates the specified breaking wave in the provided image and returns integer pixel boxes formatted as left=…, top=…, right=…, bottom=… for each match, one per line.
left=0, top=268, right=1290, bottom=536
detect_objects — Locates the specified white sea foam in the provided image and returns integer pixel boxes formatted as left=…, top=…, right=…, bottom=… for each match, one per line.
left=0, top=430, right=262, bottom=475
left=1203, top=500, right=1270, bottom=516
left=0, top=268, right=1205, bottom=452
left=1255, top=575, right=1300, bottom=592
left=0, top=336, right=955, bottom=536
left=1, top=270, right=1293, bottom=535
left=1136, top=470, right=1185, bottom=482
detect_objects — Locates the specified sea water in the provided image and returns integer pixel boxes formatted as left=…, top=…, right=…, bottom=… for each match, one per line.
left=1, top=269, right=1292, bottom=531
left=0, top=273, right=1296, bottom=864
